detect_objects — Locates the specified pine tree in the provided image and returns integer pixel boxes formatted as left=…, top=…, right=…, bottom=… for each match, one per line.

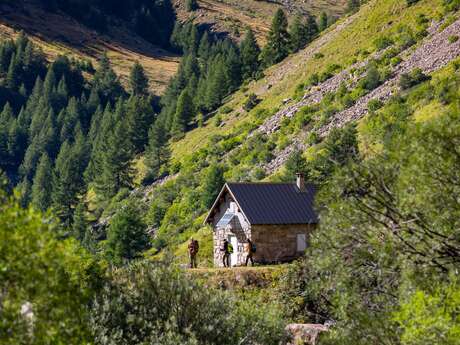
left=105, top=201, right=150, bottom=265
left=6, top=52, right=20, bottom=89
left=145, top=121, right=170, bottom=179
left=204, top=57, right=228, bottom=110
left=289, top=16, right=308, bottom=53
left=126, top=95, right=155, bottom=152
left=201, top=163, right=225, bottom=208
left=72, top=201, right=88, bottom=242
left=172, top=89, right=194, bottom=136
left=319, top=12, right=328, bottom=31
left=198, top=31, right=211, bottom=59
left=261, top=9, right=290, bottom=67
left=129, top=61, right=149, bottom=96
left=305, top=14, right=319, bottom=42
left=93, top=53, right=124, bottom=103
left=31, top=153, right=53, bottom=212
left=240, top=28, right=260, bottom=80
left=94, top=119, right=134, bottom=199
left=52, top=133, right=89, bottom=226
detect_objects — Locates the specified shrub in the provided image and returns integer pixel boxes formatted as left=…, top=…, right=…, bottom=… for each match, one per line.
left=368, top=99, right=384, bottom=112
left=399, top=68, right=431, bottom=90
left=406, top=0, right=420, bottom=6
left=314, top=52, right=324, bottom=59
left=307, top=73, right=320, bottom=86
left=90, top=261, right=285, bottom=345
left=243, top=93, right=260, bottom=111
left=373, top=36, right=394, bottom=50
left=448, top=35, right=459, bottom=44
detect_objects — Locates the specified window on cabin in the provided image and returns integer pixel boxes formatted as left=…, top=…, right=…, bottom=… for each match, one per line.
left=297, top=234, right=307, bottom=252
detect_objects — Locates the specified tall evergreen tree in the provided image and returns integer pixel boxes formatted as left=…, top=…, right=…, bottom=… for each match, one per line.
left=126, top=95, right=155, bottom=152
left=31, top=153, right=53, bottom=212
left=129, top=61, right=149, bottom=96
left=105, top=200, right=150, bottom=265
left=145, top=121, right=170, bottom=179
left=172, top=89, right=194, bottom=136
left=240, top=28, right=260, bottom=80
left=52, top=133, right=89, bottom=226
left=319, top=11, right=328, bottom=31
left=260, top=9, right=290, bottom=67
left=289, top=16, right=308, bottom=53
left=72, top=201, right=88, bottom=242
left=94, top=119, right=134, bottom=199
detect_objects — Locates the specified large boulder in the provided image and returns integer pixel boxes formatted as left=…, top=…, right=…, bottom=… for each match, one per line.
left=285, top=323, right=329, bottom=345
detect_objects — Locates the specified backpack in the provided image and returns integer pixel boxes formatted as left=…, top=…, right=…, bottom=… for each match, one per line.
left=251, top=243, right=257, bottom=253
left=228, top=243, right=234, bottom=254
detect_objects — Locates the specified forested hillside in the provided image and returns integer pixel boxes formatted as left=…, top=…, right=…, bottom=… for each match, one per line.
left=2, top=0, right=460, bottom=344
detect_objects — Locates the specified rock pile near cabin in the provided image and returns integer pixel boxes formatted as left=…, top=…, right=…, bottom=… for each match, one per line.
left=285, top=323, right=329, bottom=345
left=262, top=18, right=460, bottom=174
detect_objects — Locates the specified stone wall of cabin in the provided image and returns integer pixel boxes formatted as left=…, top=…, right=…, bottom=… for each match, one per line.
left=213, top=223, right=316, bottom=267
left=213, top=221, right=251, bottom=267
left=251, top=224, right=316, bottom=264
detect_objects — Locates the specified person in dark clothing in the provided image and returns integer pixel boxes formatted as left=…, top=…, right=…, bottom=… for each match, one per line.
left=245, top=239, right=256, bottom=266
left=188, top=238, right=199, bottom=268
left=221, top=239, right=230, bottom=267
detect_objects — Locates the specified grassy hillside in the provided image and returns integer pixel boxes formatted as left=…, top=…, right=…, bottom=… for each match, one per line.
left=170, top=0, right=446, bottom=160
left=173, top=0, right=348, bottom=43
left=139, top=0, right=460, bottom=263
left=0, top=1, right=179, bottom=93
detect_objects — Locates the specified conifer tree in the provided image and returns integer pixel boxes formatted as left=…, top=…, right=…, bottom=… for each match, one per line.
left=261, top=9, right=290, bottom=67
left=72, top=201, right=88, bottom=242
left=6, top=52, right=20, bottom=89
left=145, top=121, right=170, bottom=179
left=198, top=31, right=211, bottom=59
left=94, top=119, right=134, bottom=199
left=172, top=89, right=193, bottom=136
left=319, top=12, right=328, bottom=31
left=93, top=53, right=124, bottom=103
left=105, top=200, right=149, bottom=265
left=305, top=14, right=319, bottom=43
left=240, top=28, right=260, bottom=80
left=129, top=61, right=149, bottom=96
left=52, top=133, right=89, bottom=226
left=289, top=16, right=308, bottom=53
left=126, top=95, right=155, bottom=152
left=31, top=153, right=53, bottom=212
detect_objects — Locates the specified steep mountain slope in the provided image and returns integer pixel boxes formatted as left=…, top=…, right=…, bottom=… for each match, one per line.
left=173, top=0, right=348, bottom=42
left=0, top=1, right=180, bottom=93
left=141, top=0, right=460, bottom=262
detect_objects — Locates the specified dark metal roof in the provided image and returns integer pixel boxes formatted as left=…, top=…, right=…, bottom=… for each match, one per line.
left=223, top=182, right=318, bottom=225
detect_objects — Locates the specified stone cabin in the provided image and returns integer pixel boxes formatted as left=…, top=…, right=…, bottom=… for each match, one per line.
left=204, top=174, right=318, bottom=267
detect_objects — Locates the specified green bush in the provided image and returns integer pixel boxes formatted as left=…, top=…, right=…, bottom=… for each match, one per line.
left=243, top=93, right=260, bottom=111
left=0, top=191, right=102, bottom=344
left=448, top=35, right=459, bottom=44
left=91, top=261, right=285, bottom=345
left=373, top=35, right=394, bottom=50
left=399, top=68, right=431, bottom=90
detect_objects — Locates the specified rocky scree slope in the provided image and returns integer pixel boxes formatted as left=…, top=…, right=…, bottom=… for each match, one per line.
left=261, top=17, right=460, bottom=174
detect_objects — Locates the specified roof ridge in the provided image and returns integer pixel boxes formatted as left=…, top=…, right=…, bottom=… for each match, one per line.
left=227, top=182, right=295, bottom=185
